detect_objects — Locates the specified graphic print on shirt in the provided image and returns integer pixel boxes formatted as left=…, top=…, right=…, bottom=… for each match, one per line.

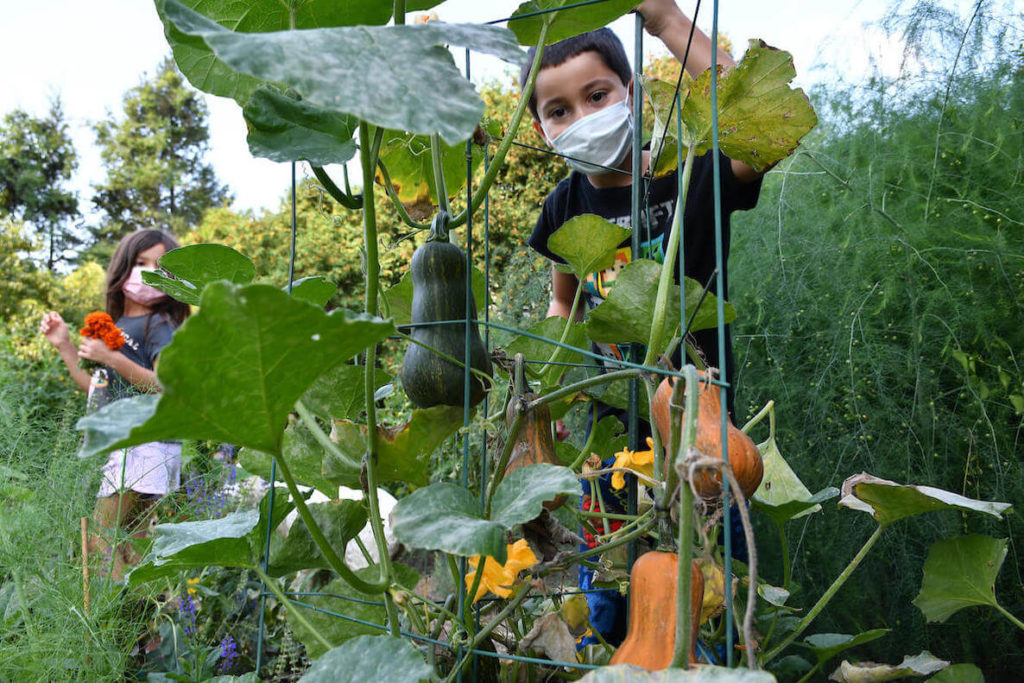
left=581, top=202, right=672, bottom=367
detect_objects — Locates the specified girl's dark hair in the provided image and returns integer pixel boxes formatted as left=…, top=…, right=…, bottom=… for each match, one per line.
left=106, top=229, right=190, bottom=334
left=519, top=27, right=633, bottom=120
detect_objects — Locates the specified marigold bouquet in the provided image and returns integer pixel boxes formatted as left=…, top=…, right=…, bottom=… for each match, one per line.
left=78, top=311, right=125, bottom=371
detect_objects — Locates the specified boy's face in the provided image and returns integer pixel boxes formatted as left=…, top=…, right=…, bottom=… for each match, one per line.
left=532, top=50, right=631, bottom=144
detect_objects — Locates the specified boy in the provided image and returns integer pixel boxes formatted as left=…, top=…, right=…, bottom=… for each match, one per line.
left=519, top=0, right=764, bottom=649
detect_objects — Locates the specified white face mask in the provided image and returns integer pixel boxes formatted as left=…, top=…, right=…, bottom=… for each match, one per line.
left=544, top=98, right=633, bottom=175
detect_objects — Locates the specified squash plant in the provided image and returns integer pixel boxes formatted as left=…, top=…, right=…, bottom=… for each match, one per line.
left=74, top=1, right=1018, bottom=681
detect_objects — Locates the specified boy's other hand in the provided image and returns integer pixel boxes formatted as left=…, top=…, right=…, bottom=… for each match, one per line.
left=636, top=0, right=685, bottom=38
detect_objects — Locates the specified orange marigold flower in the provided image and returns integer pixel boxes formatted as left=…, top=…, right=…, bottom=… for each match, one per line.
left=80, top=311, right=126, bottom=350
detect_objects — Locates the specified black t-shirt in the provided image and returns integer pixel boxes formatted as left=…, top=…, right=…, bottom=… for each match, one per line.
left=528, top=149, right=762, bottom=415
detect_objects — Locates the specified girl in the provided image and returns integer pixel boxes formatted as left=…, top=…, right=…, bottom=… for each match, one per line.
left=40, top=229, right=190, bottom=581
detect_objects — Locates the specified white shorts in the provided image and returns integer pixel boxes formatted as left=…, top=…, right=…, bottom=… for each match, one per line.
left=97, top=441, right=182, bottom=498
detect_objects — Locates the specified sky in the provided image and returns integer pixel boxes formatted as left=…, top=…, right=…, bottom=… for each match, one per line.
left=0, top=0, right=909, bottom=219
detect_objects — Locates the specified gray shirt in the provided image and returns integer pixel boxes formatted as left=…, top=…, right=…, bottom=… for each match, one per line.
left=108, top=313, right=176, bottom=400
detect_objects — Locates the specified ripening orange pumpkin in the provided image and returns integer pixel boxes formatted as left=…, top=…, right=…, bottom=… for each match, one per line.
left=651, top=370, right=763, bottom=500
left=504, top=393, right=566, bottom=510
left=610, top=551, right=704, bottom=669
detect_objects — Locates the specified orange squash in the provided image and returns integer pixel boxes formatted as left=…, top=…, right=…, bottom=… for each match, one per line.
left=651, top=371, right=763, bottom=500
left=504, top=393, right=565, bottom=510
left=610, top=551, right=704, bottom=669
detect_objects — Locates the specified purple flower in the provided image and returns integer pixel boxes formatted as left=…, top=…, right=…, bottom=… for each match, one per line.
left=218, top=634, right=239, bottom=673
left=179, top=593, right=198, bottom=637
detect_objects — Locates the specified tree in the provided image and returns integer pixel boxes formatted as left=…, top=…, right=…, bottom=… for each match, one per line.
left=0, top=99, right=81, bottom=271
left=91, top=57, right=232, bottom=249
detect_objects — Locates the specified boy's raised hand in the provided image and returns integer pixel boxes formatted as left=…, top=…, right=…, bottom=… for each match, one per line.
left=635, top=0, right=686, bottom=38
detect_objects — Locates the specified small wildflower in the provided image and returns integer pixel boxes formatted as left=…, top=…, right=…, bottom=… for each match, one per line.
left=217, top=634, right=239, bottom=673
left=610, top=437, right=656, bottom=490
left=179, top=592, right=198, bottom=637
left=465, top=540, right=538, bottom=603
left=186, top=577, right=200, bottom=596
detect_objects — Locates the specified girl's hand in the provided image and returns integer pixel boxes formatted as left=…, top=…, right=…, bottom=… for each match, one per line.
left=39, top=311, right=72, bottom=349
left=78, top=337, right=115, bottom=366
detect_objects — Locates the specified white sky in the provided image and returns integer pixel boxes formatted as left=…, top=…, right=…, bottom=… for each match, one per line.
left=1, top=0, right=907, bottom=219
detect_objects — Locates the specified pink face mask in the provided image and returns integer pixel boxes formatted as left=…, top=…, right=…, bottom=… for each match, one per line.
left=123, top=267, right=168, bottom=306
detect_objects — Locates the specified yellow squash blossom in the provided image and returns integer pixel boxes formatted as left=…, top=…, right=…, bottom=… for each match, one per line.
left=465, top=539, right=538, bottom=603
left=610, top=437, right=656, bottom=490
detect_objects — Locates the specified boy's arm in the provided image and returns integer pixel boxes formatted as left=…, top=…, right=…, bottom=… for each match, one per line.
left=548, top=267, right=583, bottom=321
left=637, top=0, right=763, bottom=184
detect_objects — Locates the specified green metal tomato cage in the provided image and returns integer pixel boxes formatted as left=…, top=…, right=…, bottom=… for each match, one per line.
left=254, top=0, right=741, bottom=676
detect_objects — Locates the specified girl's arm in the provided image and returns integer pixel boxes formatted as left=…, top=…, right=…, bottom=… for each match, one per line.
left=39, top=312, right=91, bottom=392
left=78, top=338, right=160, bottom=393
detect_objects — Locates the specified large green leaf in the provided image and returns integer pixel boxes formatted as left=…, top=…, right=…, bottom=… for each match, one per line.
left=243, top=86, right=358, bottom=166
left=155, top=0, right=396, bottom=105
left=913, top=535, right=1007, bottom=623
left=288, top=563, right=419, bottom=659
left=268, top=500, right=368, bottom=576
left=586, top=259, right=733, bottom=345
left=298, top=634, right=432, bottom=682
left=390, top=483, right=507, bottom=562
left=504, top=315, right=589, bottom=390
left=76, top=283, right=394, bottom=456
left=508, top=0, right=638, bottom=46
left=128, top=487, right=292, bottom=584
left=301, top=363, right=389, bottom=423
left=799, top=630, right=890, bottom=665
left=324, top=405, right=465, bottom=487
left=391, top=464, right=581, bottom=563
left=491, top=463, right=582, bottom=529
left=287, top=276, right=337, bottom=307
left=752, top=433, right=838, bottom=525
left=548, top=214, right=631, bottom=281
left=678, top=40, right=817, bottom=172
left=838, top=473, right=1012, bottom=527
left=161, top=0, right=525, bottom=143
left=144, top=243, right=255, bottom=305
left=379, top=129, right=483, bottom=204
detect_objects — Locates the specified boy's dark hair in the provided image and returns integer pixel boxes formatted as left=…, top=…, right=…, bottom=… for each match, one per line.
left=519, top=27, right=632, bottom=120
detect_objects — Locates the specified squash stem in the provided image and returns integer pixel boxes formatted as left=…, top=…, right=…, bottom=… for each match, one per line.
left=360, top=121, right=401, bottom=635
left=524, top=369, right=641, bottom=412
left=538, top=277, right=585, bottom=378
left=761, top=524, right=886, bottom=664
left=740, top=399, right=774, bottom=435
left=644, top=144, right=696, bottom=368
left=450, top=20, right=550, bottom=230
left=671, top=365, right=700, bottom=668
left=430, top=132, right=451, bottom=218
left=376, top=159, right=431, bottom=230
left=443, top=582, right=534, bottom=683
left=310, top=165, right=362, bottom=210
left=484, top=408, right=523, bottom=518
left=569, top=417, right=600, bottom=471
left=271, top=448, right=387, bottom=594
left=536, top=518, right=656, bottom=576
